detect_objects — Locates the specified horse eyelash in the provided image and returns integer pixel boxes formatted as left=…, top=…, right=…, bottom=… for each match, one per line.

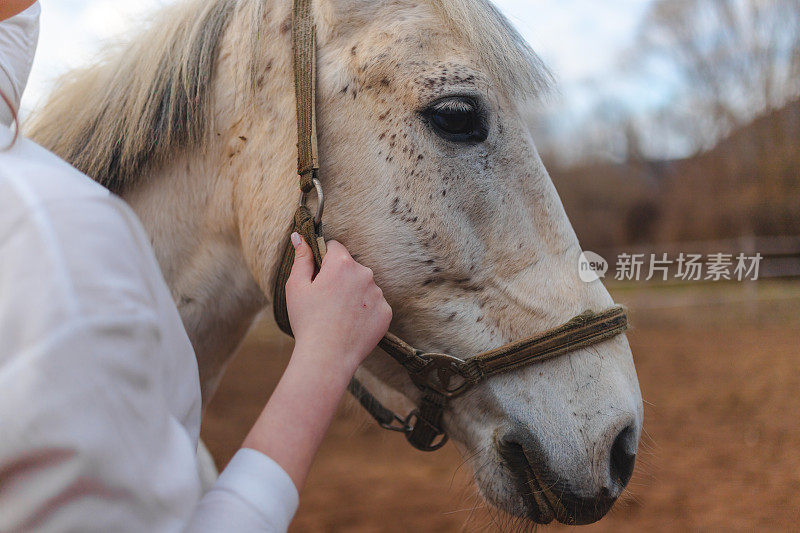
left=431, top=98, right=476, bottom=114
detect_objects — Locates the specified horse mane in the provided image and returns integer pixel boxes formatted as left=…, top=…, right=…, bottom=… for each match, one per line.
left=27, top=0, right=240, bottom=193
left=27, top=0, right=549, bottom=194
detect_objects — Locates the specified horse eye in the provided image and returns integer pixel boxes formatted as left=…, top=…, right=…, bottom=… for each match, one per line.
left=425, top=97, right=487, bottom=143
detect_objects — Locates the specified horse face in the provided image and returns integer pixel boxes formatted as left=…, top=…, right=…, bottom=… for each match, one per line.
left=315, top=0, right=643, bottom=524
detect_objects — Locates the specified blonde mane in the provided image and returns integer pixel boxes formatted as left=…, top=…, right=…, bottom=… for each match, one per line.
left=27, top=0, right=549, bottom=193
left=27, top=0, right=240, bottom=192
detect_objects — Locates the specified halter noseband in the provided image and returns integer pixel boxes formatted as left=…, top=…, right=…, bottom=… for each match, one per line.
left=271, top=0, right=629, bottom=452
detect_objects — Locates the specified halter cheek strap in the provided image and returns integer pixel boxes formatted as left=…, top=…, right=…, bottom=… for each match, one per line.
left=272, top=0, right=630, bottom=452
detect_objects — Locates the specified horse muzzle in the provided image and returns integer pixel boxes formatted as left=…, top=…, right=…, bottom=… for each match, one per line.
left=497, top=422, right=637, bottom=525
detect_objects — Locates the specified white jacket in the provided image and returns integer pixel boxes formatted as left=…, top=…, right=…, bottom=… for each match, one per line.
left=0, top=4, right=298, bottom=531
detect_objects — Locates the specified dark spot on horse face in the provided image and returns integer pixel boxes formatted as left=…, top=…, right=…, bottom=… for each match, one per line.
left=417, top=154, right=424, bottom=161
left=442, top=190, right=446, bottom=197
left=239, top=136, right=248, bottom=141
left=379, top=132, right=387, bottom=140
left=447, top=312, right=457, bottom=322
left=280, top=17, right=291, bottom=34
left=256, top=75, right=265, bottom=88
left=380, top=77, right=391, bottom=87
left=378, top=111, right=389, bottom=121
left=341, top=84, right=349, bottom=94
left=351, top=45, right=358, bottom=56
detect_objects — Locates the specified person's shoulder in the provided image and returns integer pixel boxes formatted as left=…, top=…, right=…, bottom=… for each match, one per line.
left=0, top=2, right=41, bottom=126
left=0, top=132, right=165, bottom=321
left=0, top=131, right=110, bottom=209
left=0, top=2, right=40, bottom=34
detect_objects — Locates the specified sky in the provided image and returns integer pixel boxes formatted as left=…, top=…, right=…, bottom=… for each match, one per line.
left=21, top=0, right=660, bottom=149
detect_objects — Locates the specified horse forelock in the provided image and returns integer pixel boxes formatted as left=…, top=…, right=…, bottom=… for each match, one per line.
left=429, top=0, right=552, bottom=99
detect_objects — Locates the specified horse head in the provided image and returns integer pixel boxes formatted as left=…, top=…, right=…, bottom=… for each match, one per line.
left=306, top=1, right=643, bottom=523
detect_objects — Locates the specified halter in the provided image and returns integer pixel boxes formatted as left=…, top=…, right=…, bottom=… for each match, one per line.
left=272, top=0, right=630, bottom=452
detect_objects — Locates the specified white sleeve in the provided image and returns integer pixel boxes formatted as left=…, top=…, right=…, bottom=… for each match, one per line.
left=0, top=314, right=299, bottom=533
left=187, top=449, right=300, bottom=532
left=0, top=314, right=205, bottom=532
left=0, top=1, right=39, bottom=125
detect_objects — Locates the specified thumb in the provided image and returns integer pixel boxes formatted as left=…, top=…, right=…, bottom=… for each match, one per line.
left=288, top=232, right=315, bottom=285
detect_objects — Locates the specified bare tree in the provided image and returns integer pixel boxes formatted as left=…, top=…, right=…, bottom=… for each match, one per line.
left=638, top=0, right=800, bottom=146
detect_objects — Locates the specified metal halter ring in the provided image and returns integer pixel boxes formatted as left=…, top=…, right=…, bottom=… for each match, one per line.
left=299, top=177, right=325, bottom=226
left=410, top=353, right=472, bottom=398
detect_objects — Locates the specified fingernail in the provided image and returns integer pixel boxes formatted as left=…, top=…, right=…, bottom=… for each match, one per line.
left=290, top=232, right=301, bottom=248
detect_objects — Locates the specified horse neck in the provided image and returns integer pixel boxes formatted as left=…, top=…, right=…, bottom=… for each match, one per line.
left=123, top=3, right=309, bottom=404
left=121, top=152, right=267, bottom=402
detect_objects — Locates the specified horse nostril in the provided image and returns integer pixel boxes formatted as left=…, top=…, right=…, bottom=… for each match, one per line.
left=609, top=425, right=636, bottom=489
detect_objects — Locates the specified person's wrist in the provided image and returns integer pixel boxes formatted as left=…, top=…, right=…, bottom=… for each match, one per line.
left=291, top=339, right=361, bottom=383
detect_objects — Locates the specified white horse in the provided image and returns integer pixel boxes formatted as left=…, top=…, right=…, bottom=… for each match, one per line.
left=30, top=0, right=643, bottom=525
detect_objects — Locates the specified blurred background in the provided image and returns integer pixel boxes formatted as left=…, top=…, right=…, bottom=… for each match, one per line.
left=25, top=0, right=800, bottom=530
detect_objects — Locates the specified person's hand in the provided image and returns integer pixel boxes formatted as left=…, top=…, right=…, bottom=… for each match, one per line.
left=285, top=233, right=392, bottom=374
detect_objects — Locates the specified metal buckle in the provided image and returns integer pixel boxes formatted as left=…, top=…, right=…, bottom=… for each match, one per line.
left=299, top=177, right=325, bottom=225
left=404, top=410, right=449, bottom=451
left=410, top=353, right=471, bottom=398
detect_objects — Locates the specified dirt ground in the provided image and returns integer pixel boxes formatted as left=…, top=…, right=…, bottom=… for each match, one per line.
left=201, top=282, right=800, bottom=531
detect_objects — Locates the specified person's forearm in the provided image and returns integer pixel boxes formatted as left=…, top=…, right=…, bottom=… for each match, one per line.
left=242, top=344, right=356, bottom=491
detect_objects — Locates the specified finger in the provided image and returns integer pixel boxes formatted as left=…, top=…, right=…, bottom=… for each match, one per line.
left=287, top=232, right=315, bottom=286
left=319, top=240, right=357, bottom=276
left=321, top=240, right=349, bottom=265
